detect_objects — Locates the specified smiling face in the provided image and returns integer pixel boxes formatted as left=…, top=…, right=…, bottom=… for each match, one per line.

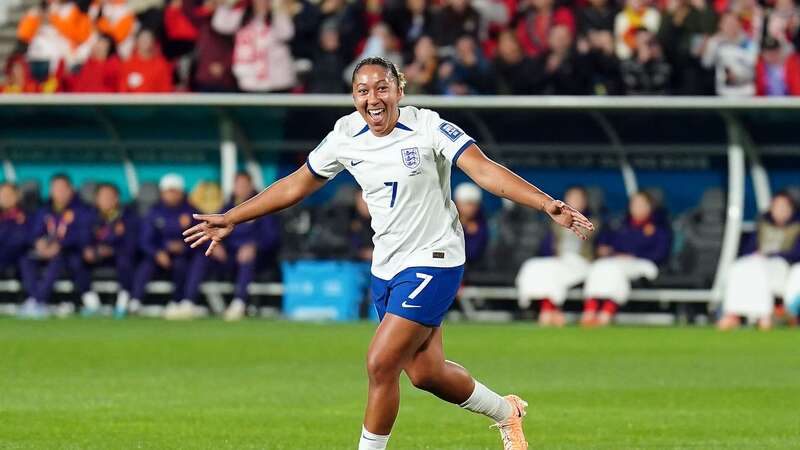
left=352, top=64, right=404, bottom=137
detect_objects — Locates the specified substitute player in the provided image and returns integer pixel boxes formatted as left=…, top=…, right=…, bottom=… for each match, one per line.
left=183, top=57, right=594, bottom=450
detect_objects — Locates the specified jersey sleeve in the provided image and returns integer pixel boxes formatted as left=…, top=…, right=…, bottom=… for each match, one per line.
left=428, top=110, right=476, bottom=165
left=306, top=131, right=344, bottom=179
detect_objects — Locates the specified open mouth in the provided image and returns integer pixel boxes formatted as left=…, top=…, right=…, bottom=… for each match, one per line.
left=367, top=107, right=385, bottom=124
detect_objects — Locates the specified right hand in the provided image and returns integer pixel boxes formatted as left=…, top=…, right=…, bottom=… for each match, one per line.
left=183, top=214, right=235, bottom=256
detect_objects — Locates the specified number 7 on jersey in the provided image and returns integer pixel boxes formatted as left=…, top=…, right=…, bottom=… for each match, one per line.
left=384, top=182, right=398, bottom=208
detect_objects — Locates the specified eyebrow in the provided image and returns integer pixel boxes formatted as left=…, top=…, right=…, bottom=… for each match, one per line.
left=356, top=79, right=390, bottom=86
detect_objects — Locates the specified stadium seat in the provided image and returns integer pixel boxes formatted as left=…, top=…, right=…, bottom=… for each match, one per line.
left=18, top=179, right=41, bottom=212
left=651, top=187, right=725, bottom=289
left=464, top=203, right=549, bottom=285
left=134, top=182, right=159, bottom=216
left=785, top=185, right=800, bottom=206
left=277, top=206, right=315, bottom=261
left=79, top=181, right=97, bottom=206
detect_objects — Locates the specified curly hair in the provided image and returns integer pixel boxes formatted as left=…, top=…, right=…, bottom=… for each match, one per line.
left=351, top=56, right=407, bottom=90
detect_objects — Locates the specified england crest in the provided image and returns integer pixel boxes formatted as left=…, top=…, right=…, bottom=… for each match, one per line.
left=401, top=147, right=421, bottom=169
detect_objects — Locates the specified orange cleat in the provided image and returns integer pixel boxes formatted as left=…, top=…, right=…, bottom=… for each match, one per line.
left=491, top=395, right=529, bottom=450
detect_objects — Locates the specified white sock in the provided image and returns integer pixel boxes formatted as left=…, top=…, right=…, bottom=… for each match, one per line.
left=358, top=425, right=390, bottom=450
left=459, top=380, right=512, bottom=423
left=82, top=292, right=100, bottom=309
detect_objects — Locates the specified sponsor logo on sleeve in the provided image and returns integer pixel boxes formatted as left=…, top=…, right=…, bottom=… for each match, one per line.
left=438, top=122, right=463, bottom=142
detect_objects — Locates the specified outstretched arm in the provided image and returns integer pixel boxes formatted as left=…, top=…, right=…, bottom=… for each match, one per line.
left=183, top=164, right=326, bottom=255
left=456, top=144, right=594, bottom=239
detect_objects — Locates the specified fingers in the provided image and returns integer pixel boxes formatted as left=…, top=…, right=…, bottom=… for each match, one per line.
left=566, top=206, right=594, bottom=231
left=570, top=225, right=588, bottom=240
left=183, top=230, right=205, bottom=243
left=205, top=240, right=218, bottom=257
left=182, top=223, right=205, bottom=237
left=190, top=235, right=210, bottom=249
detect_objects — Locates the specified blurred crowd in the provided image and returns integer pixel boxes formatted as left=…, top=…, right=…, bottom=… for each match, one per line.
left=1, top=173, right=799, bottom=327
left=3, top=0, right=800, bottom=96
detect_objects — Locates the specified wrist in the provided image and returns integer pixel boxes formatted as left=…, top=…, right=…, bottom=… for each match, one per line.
left=223, top=210, right=236, bottom=225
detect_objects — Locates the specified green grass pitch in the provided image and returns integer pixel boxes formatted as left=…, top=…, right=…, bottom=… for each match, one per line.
left=1, top=318, right=798, bottom=449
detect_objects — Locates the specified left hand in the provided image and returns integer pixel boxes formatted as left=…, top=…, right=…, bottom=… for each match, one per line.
left=545, top=200, right=595, bottom=240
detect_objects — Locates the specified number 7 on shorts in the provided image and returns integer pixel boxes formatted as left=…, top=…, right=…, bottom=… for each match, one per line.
left=409, top=273, right=433, bottom=299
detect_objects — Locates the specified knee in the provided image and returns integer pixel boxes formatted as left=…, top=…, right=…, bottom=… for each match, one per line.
left=405, top=366, right=439, bottom=392
left=236, top=244, right=256, bottom=264
left=366, top=352, right=401, bottom=385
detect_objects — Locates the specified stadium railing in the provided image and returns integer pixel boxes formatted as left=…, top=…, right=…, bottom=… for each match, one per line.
left=1, top=94, right=797, bottom=319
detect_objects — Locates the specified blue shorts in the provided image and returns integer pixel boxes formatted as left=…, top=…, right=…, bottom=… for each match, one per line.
left=371, top=265, right=464, bottom=327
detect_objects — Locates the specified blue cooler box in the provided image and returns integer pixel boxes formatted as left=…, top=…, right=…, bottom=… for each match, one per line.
left=282, top=260, right=371, bottom=321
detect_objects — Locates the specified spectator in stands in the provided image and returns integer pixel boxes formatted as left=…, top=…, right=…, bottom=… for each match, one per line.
left=129, top=0, right=165, bottom=31
left=431, top=0, right=481, bottom=49
left=64, top=33, right=121, bottom=92
left=308, top=20, right=348, bottom=93
left=614, top=0, right=661, bottom=60
left=385, top=0, right=436, bottom=62
left=578, top=28, right=624, bottom=95
left=119, top=28, right=174, bottom=93
left=92, top=0, right=138, bottom=60
left=701, top=12, right=758, bottom=96
left=719, top=192, right=800, bottom=330
left=18, top=174, right=97, bottom=318
left=131, top=173, right=204, bottom=320
left=319, top=0, right=368, bottom=61
left=17, top=0, right=94, bottom=73
left=343, top=23, right=403, bottom=85
left=176, top=0, right=240, bottom=93
left=162, top=0, right=199, bottom=61
left=232, top=0, right=297, bottom=92
left=531, top=24, right=591, bottom=95
left=471, top=0, right=511, bottom=45
left=578, top=0, right=618, bottom=35
left=657, top=0, right=718, bottom=95
left=580, top=191, right=671, bottom=327
left=350, top=188, right=374, bottom=262
left=731, top=0, right=763, bottom=41
left=516, top=186, right=599, bottom=327
left=289, top=0, right=325, bottom=62
left=755, top=36, right=800, bottom=96
left=766, top=0, right=800, bottom=46
left=2, top=55, right=40, bottom=93
left=191, top=172, right=270, bottom=321
left=438, top=35, right=496, bottom=95
left=189, top=180, right=223, bottom=214
left=621, top=28, right=673, bottom=94
left=402, top=35, right=439, bottom=94
left=454, top=183, right=488, bottom=264
left=0, top=183, right=30, bottom=278
left=82, top=183, right=138, bottom=317
left=516, top=0, right=576, bottom=58
left=494, top=29, right=538, bottom=94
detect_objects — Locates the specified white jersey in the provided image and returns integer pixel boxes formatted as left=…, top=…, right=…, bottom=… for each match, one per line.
left=306, top=106, right=475, bottom=280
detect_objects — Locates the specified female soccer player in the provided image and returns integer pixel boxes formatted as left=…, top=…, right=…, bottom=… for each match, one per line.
left=183, top=57, right=594, bottom=450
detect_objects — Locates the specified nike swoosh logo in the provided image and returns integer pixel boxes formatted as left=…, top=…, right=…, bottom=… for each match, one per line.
left=350, top=160, right=364, bottom=166
left=401, top=301, right=421, bottom=308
